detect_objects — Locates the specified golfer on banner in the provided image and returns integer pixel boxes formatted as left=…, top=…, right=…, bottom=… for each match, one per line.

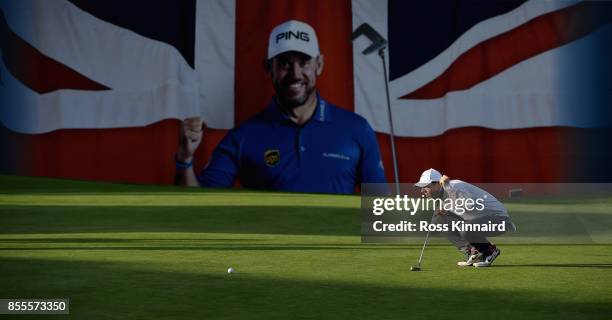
left=175, top=20, right=387, bottom=194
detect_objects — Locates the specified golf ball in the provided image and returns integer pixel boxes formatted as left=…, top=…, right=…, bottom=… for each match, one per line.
left=227, top=267, right=235, bottom=274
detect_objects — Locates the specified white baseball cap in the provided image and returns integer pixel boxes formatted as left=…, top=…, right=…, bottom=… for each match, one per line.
left=414, top=168, right=442, bottom=187
left=267, top=20, right=319, bottom=59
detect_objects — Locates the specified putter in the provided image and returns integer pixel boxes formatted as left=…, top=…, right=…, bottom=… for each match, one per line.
left=411, top=212, right=436, bottom=271
left=410, top=229, right=430, bottom=271
left=351, top=23, right=400, bottom=195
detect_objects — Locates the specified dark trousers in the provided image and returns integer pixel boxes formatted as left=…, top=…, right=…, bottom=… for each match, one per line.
left=432, top=213, right=511, bottom=254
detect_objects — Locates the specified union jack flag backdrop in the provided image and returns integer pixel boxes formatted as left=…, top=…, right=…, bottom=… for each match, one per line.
left=1, top=0, right=611, bottom=185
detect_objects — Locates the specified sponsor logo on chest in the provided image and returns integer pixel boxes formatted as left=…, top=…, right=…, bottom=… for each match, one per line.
left=264, top=149, right=280, bottom=167
left=322, top=152, right=351, bottom=161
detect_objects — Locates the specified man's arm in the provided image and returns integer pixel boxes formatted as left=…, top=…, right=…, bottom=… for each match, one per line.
left=174, top=163, right=200, bottom=187
left=175, top=117, right=241, bottom=188
left=358, top=120, right=387, bottom=184
left=196, top=130, right=240, bottom=187
left=175, top=117, right=204, bottom=187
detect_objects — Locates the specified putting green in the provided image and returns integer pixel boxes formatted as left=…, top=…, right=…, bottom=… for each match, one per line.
left=1, top=176, right=611, bottom=319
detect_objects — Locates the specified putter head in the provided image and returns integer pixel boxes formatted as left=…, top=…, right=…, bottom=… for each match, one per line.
left=351, top=23, right=387, bottom=55
left=410, top=266, right=421, bottom=271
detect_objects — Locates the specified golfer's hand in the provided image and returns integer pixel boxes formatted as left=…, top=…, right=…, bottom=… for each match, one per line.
left=178, top=117, right=205, bottom=162
left=439, top=175, right=449, bottom=187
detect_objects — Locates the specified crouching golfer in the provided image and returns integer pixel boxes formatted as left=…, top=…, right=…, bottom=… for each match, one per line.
left=414, top=169, right=515, bottom=267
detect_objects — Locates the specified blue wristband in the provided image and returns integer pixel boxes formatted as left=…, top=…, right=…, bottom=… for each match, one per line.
left=175, top=155, right=193, bottom=169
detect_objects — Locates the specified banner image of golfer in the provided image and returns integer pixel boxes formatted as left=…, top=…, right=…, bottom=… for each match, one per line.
left=175, top=20, right=387, bottom=194
left=1, top=1, right=612, bottom=319
left=1, top=0, right=611, bottom=186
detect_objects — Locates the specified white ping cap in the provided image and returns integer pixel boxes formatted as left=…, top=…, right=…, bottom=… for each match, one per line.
left=414, top=168, right=443, bottom=187
left=267, top=20, right=319, bottom=59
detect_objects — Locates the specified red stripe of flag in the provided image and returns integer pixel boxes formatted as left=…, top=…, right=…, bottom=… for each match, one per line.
left=0, top=10, right=109, bottom=94
left=401, top=1, right=612, bottom=100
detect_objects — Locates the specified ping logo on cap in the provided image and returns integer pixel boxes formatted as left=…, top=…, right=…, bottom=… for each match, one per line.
left=268, top=20, right=319, bottom=59
left=276, top=31, right=310, bottom=43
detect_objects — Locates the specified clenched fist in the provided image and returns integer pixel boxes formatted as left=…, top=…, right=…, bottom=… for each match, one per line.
left=177, top=117, right=205, bottom=163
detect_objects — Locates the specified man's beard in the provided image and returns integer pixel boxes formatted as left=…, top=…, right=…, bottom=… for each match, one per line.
left=275, top=81, right=315, bottom=109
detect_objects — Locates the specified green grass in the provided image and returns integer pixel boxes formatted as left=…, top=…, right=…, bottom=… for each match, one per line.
left=1, top=175, right=611, bottom=319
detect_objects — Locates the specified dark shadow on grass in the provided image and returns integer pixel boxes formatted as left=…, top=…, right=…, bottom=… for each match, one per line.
left=0, top=238, right=420, bottom=247
left=494, top=263, right=612, bottom=269
left=0, top=205, right=361, bottom=236
left=0, top=245, right=420, bottom=251
left=0, top=175, right=356, bottom=197
left=0, top=257, right=610, bottom=320
left=0, top=175, right=251, bottom=194
left=0, top=238, right=266, bottom=243
left=1, top=205, right=611, bottom=241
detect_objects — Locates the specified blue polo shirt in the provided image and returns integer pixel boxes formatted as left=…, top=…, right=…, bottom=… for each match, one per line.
left=197, top=94, right=387, bottom=194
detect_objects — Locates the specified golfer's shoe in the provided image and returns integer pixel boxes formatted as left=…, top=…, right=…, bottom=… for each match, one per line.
left=457, top=251, right=483, bottom=267
left=473, top=246, right=501, bottom=267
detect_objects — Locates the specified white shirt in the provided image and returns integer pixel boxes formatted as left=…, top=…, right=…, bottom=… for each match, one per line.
left=442, top=180, right=508, bottom=220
